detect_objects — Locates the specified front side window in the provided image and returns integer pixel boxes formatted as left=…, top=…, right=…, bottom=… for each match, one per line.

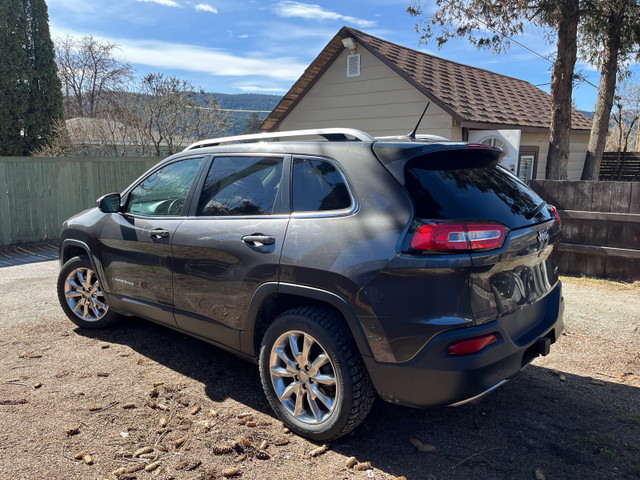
left=196, top=156, right=283, bottom=216
left=126, top=157, right=204, bottom=216
left=292, top=158, right=351, bottom=212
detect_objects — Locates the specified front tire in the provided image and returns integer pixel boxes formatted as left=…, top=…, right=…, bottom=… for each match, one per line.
left=57, top=255, right=120, bottom=329
left=259, top=307, right=375, bottom=441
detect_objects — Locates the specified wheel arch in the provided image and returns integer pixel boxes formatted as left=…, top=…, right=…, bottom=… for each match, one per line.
left=241, top=282, right=373, bottom=360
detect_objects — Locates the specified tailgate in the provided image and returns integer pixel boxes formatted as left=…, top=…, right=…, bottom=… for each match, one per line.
left=469, top=220, right=561, bottom=326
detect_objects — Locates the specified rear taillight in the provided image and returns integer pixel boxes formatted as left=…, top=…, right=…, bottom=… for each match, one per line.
left=549, top=205, right=562, bottom=226
left=410, top=222, right=506, bottom=252
left=446, top=334, right=498, bottom=355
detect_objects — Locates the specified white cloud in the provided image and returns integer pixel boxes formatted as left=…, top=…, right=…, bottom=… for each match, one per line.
left=194, top=3, right=218, bottom=13
left=273, top=1, right=375, bottom=28
left=137, top=0, right=182, bottom=7
left=50, top=26, right=307, bottom=81
left=236, top=85, right=288, bottom=93
left=119, top=38, right=306, bottom=80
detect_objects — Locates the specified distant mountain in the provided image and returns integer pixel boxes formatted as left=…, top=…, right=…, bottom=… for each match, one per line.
left=578, top=110, right=595, bottom=120
left=210, top=93, right=282, bottom=135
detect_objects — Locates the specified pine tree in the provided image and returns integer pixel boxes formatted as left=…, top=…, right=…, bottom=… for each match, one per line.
left=23, top=0, right=64, bottom=153
left=0, top=0, right=31, bottom=155
left=0, top=0, right=63, bottom=155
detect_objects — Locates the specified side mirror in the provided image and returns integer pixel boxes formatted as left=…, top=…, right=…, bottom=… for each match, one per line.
left=97, top=193, right=122, bottom=213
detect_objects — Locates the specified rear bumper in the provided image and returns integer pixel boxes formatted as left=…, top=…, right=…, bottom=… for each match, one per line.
left=365, top=281, right=564, bottom=407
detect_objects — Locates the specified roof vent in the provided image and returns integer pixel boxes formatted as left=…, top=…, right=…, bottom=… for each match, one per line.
left=347, top=54, right=361, bottom=77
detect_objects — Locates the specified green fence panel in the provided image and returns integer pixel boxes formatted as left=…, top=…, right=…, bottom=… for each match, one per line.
left=0, top=156, right=160, bottom=246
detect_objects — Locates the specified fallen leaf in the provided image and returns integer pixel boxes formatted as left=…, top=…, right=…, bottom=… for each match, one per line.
left=354, top=462, right=371, bottom=471
left=310, top=444, right=329, bottom=457
left=134, top=446, right=154, bottom=458
left=222, top=467, right=241, bottom=477
left=145, top=461, right=161, bottom=472
left=410, top=438, right=436, bottom=453
left=73, top=450, right=87, bottom=460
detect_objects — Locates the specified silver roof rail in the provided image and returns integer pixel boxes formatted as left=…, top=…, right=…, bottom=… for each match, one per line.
left=184, top=128, right=375, bottom=151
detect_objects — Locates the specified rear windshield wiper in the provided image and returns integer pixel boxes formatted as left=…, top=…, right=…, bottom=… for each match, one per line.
left=525, top=201, right=547, bottom=220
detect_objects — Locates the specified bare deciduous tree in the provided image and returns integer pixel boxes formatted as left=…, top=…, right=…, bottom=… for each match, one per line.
left=55, top=35, right=133, bottom=118
left=126, top=73, right=229, bottom=156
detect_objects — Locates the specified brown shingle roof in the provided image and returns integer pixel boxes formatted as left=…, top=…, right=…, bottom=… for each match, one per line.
left=261, top=26, right=592, bottom=132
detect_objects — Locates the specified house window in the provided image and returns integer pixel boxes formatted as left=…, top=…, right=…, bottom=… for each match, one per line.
left=480, top=136, right=508, bottom=153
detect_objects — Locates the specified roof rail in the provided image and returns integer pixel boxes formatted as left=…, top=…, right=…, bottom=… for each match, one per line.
left=183, top=128, right=375, bottom=151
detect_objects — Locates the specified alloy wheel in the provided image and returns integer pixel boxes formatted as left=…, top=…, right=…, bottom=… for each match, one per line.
left=269, top=330, right=339, bottom=424
left=64, top=267, right=109, bottom=322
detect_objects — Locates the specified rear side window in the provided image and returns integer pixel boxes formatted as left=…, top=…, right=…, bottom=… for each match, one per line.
left=197, top=156, right=283, bottom=216
left=404, top=161, right=551, bottom=229
left=292, top=158, right=351, bottom=212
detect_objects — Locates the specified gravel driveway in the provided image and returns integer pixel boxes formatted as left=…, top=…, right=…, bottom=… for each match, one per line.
left=0, top=255, right=638, bottom=480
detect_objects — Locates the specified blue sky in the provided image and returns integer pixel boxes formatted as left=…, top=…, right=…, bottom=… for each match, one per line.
left=47, top=0, right=610, bottom=111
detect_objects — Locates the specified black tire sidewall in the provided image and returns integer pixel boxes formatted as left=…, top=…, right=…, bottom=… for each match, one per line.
left=57, top=255, right=117, bottom=329
left=258, top=310, right=357, bottom=442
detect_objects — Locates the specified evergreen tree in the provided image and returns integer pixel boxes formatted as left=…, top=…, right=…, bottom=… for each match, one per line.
left=0, top=0, right=63, bottom=155
left=23, top=0, right=64, bottom=153
left=244, top=112, right=263, bottom=134
left=0, top=0, right=31, bottom=155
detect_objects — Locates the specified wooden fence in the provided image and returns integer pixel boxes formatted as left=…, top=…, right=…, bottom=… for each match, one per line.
left=599, top=151, right=640, bottom=181
left=0, top=157, right=160, bottom=247
left=529, top=180, right=640, bottom=282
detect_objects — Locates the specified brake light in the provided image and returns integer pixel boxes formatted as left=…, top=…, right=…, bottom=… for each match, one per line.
left=446, top=334, right=498, bottom=355
left=410, top=222, right=506, bottom=252
left=549, top=205, right=562, bottom=226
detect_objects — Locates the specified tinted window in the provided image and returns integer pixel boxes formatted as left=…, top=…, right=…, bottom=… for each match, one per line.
left=126, top=157, right=203, bottom=216
left=404, top=162, right=551, bottom=229
left=293, top=158, right=351, bottom=212
left=197, top=156, right=283, bottom=216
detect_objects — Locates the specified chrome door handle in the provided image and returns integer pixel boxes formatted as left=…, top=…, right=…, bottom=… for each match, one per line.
left=149, top=228, right=170, bottom=239
left=242, top=234, right=275, bottom=246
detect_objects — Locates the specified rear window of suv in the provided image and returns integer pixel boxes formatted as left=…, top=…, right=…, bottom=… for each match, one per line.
left=403, top=158, right=551, bottom=229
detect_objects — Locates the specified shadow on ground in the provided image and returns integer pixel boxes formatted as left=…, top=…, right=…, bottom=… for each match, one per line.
left=78, top=318, right=640, bottom=480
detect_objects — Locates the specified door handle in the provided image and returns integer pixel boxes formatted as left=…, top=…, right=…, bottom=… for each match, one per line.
left=149, top=228, right=170, bottom=239
left=242, top=234, right=275, bottom=246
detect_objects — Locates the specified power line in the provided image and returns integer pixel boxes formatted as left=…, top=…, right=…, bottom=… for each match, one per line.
left=448, top=4, right=599, bottom=90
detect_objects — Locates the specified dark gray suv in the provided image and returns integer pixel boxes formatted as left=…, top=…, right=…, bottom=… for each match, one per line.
left=57, top=128, right=564, bottom=441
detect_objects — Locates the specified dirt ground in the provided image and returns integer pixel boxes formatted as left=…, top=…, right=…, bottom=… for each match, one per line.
left=0, top=256, right=639, bottom=480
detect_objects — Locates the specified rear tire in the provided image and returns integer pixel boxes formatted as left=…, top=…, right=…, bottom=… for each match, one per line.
left=258, top=306, right=375, bottom=441
left=57, top=255, right=120, bottom=329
